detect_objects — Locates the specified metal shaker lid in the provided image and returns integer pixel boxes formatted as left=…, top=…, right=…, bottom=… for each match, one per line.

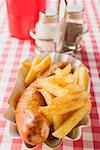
left=39, top=11, right=58, bottom=23
left=67, top=4, right=84, bottom=20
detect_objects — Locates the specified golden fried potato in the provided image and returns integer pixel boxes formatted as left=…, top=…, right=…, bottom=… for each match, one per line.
left=38, top=89, right=63, bottom=130
left=78, top=66, right=89, bottom=90
left=50, top=91, right=90, bottom=106
left=37, top=79, right=68, bottom=97
left=65, top=84, right=85, bottom=94
left=39, top=98, right=85, bottom=115
left=25, top=56, right=52, bottom=85
left=62, top=63, right=72, bottom=76
left=64, top=74, right=74, bottom=85
left=25, top=68, right=36, bottom=85
left=31, top=55, right=42, bottom=66
left=25, top=55, right=42, bottom=84
left=55, top=63, right=71, bottom=77
left=73, top=66, right=80, bottom=84
left=52, top=98, right=91, bottom=138
left=39, top=89, right=55, bottom=105
left=53, top=115, right=63, bottom=130
left=55, top=68, right=62, bottom=76
left=46, top=73, right=74, bottom=87
left=45, top=75, right=63, bottom=86
left=35, top=56, right=52, bottom=74
left=22, top=60, right=31, bottom=70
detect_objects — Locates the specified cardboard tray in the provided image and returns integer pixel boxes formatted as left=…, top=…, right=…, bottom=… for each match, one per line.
left=4, top=53, right=91, bottom=148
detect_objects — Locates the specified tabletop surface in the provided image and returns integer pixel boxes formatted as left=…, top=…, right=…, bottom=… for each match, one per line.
left=0, top=0, right=100, bottom=150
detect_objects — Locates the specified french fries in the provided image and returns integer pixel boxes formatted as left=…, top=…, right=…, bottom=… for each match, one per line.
left=55, top=63, right=71, bottom=77
left=52, top=98, right=91, bottom=138
left=39, top=89, right=63, bottom=129
left=22, top=60, right=31, bottom=70
left=78, top=66, right=89, bottom=90
left=39, top=98, right=85, bottom=115
left=22, top=55, right=91, bottom=140
left=50, top=91, right=90, bottom=106
left=73, top=65, right=89, bottom=90
left=65, top=84, right=85, bottom=94
left=46, top=74, right=74, bottom=87
left=43, top=111, right=53, bottom=124
left=64, top=74, right=74, bottom=85
left=25, top=55, right=42, bottom=84
left=34, top=56, right=52, bottom=74
left=73, top=66, right=80, bottom=84
left=32, top=55, right=42, bottom=66
left=22, top=55, right=42, bottom=71
left=53, top=115, right=63, bottom=130
left=39, top=89, right=55, bottom=105
left=55, top=68, right=62, bottom=76
left=37, top=78, right=68, bottom=97
left=25, top=56, right=52, bottom=85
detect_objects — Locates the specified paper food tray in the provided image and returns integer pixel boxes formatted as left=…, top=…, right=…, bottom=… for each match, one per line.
left=3, top=53, right=91, bottom=148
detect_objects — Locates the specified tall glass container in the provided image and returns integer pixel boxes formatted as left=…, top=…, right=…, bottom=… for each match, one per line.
left=6, top=0, right=46, bottom=39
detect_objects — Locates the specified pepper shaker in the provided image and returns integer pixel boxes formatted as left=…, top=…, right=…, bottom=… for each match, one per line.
left=62, top=4, right=88, bottom=53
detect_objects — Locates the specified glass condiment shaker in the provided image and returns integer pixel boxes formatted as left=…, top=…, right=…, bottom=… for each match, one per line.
left=30, top=11, right=63, bottom=53
left=62, top=4, right=88, bottom=53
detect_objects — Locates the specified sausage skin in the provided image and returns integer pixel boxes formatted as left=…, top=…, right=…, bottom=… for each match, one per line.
left=15, top=82, right=50, bottom=146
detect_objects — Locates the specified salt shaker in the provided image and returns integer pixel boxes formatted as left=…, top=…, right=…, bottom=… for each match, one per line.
left=30, top=11, right=63, bottom=53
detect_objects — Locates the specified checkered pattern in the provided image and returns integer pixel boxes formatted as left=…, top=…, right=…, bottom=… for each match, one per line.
left=0, top=0, right=100, bottom=149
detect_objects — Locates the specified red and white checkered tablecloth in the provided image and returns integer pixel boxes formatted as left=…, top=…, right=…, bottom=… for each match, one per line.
left=0, top=0, right=100, bottom=149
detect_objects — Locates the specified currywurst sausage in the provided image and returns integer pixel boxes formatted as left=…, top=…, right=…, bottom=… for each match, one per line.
left=15, top=82, right=50, bottom=146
